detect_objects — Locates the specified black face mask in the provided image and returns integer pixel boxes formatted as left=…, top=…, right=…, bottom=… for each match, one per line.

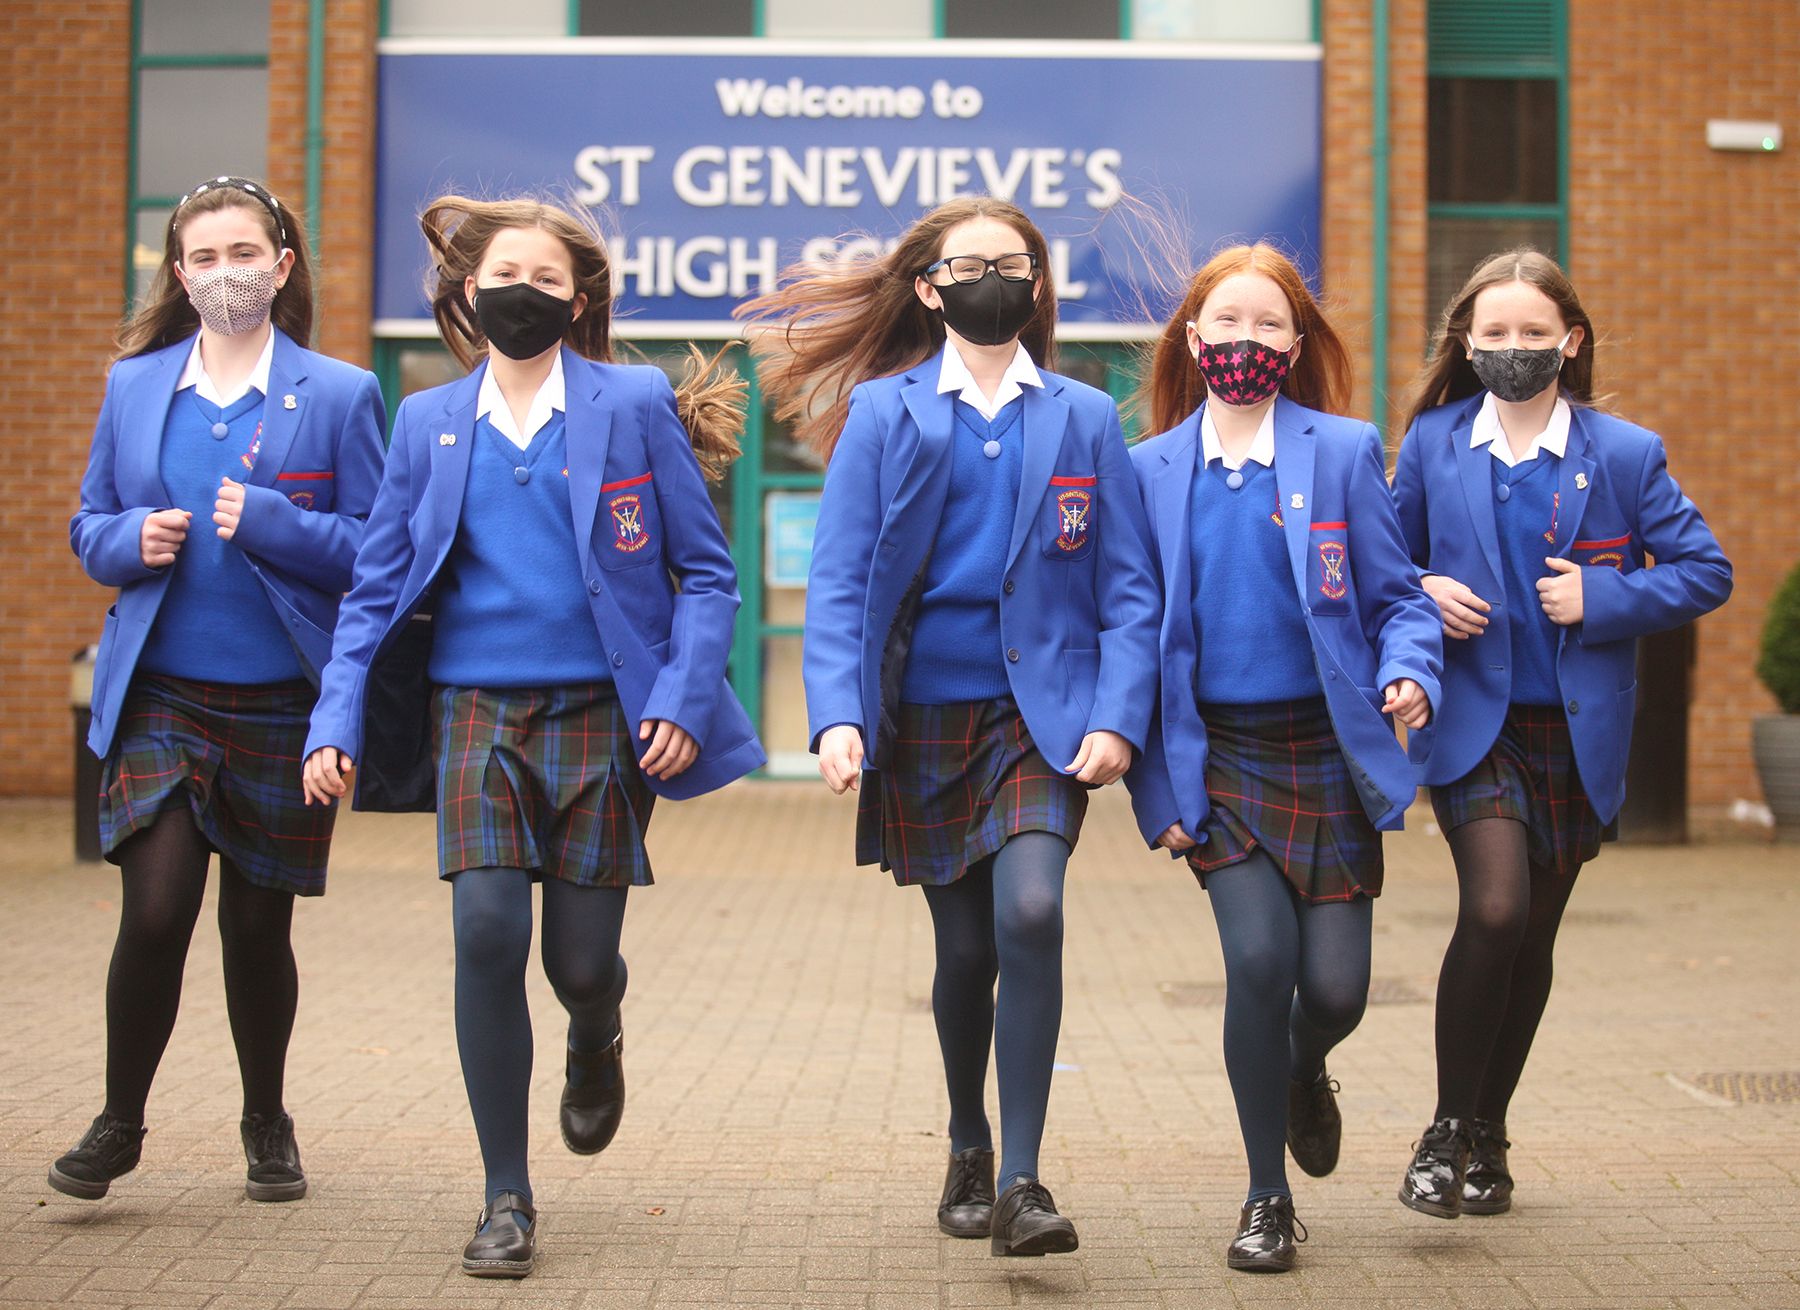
left=473, top=282, right=576, bottom=360
left=1467, top=331, right=1571, bottom=403
left=934, top=269, right=1038, bottom=347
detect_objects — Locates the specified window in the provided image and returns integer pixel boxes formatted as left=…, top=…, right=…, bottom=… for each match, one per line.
left=578, top=0, right=755, bottom=36
left=1424, top=0, right=1566, bottom=321
left=942, top=0, right=1118, bottom=40
left=1132, top=0, right=1313, bottom=42
left=385, top=0, right=564, bottom=37
left=128, top=0, right=271, bottom=308
left=763, top=0, right=933, bottom=38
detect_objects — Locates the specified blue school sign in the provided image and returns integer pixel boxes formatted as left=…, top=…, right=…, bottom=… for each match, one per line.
left=374, top=38, right=1321, bottom=337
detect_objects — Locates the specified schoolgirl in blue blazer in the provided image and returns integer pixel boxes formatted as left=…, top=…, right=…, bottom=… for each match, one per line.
left=1123, top=244, right=1440, bottom=1273
left=1389, top=249, right=1730, bottom=1221
left=741, top=197, right=1160, bottom=1257
left=55, top=178, right=385, bottom=1206
left=302, top=196, right=760, bottom=1280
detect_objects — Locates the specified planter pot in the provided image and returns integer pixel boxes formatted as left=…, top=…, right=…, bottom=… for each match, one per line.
left=1752, top=714, right=1800, bottom=842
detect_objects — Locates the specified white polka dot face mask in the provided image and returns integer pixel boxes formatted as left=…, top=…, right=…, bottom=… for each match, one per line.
left=181, top=257, right=284, bottom=336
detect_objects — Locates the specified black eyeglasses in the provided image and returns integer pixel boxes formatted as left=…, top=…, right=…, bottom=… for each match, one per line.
left=921, top=252, right=1038, bottom=284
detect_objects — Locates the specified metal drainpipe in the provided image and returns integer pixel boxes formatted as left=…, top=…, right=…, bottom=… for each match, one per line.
left=1370, top=0, right=1391, bottom=431
left=305, top=0, right=326, bottom=262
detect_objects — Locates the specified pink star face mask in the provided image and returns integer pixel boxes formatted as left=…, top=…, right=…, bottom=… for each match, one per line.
left=1193, top=335, right=1299, bottom=407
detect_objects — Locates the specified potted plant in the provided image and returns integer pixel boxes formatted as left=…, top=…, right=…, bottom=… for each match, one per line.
left=1754, top=561, right=1800, bottom=841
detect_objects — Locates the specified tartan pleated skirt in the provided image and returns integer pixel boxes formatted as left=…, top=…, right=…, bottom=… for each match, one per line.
left=433, top=682, right=656, bottom=887
left=1186, top=696, right=1383, bottom=903
left=1430, top=702, right=1610, bottom=878
left=98, top=674, right=334, bottom=895
left=856, top=697, right=1087, bottom=887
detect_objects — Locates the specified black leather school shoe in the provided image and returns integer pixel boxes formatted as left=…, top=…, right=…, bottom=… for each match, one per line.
left=1286, top=1067, right=1343, bottom=1178
left=1226, top=1194, right=1306, bottom=1272
left=1462, top=1118, right=1514, bottom=1215
left=989, top=1178, right=1079, bottom=1257
left=560, top=1013, right=625, bottom=1155
left=48, top=1112, right=146, bottom=1199
left=1398, top=1116, right=1473, bottom=1218
left=937, top=1147, right=996, bottom=1238
left=461, top=1190, right=537, bottom=1278
left=241, top=1111, right=308, bottom=1201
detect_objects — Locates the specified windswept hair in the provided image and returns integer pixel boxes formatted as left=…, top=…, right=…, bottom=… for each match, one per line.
left=420, top=194, right=744, bottom=480
left=736, top=197, right=1058, bottom=460
left=116, top=180, right=313, bottom=359
left=1141, top=242, right=1352, bottom=435
left=1399, top=247, right=1599, bottom=437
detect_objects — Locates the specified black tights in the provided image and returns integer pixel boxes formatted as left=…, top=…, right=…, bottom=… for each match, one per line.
left=103, top=803, right=298, bottom=1125
left=1432, top=817, right=1582, bottom=1125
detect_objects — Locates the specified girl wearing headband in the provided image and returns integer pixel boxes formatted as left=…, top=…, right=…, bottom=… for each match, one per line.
left=54, top=176, right=386, bottom=1204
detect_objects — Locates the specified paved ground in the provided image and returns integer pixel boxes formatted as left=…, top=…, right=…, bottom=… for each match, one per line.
left=1, top=783, right=1797, bottom=1309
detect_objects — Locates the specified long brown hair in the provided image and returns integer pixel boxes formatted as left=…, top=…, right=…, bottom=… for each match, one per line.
left=1399, top=247, right=1599, bottom=438
left=1141, top=242, right=1352, bottom=435
left=419, top=194, right=744, bottom=481
left=116, top=179, right=314, bottom=359
left=737, top=197, right=1058, bottom=460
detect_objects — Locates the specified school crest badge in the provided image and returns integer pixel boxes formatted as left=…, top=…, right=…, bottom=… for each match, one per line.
left=610, top=492, right=650, bottom=553
left=1317, top=540, right=1348, bottom=600
left=1054, top=487, right=1092, bottom=553
left=286, top=490, right=315, bottom=510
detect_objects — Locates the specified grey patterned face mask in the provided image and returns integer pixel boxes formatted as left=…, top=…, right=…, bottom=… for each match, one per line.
left=1466, top=329, right=1572, bottom=403
left=182, top=257, right=285, bottom=335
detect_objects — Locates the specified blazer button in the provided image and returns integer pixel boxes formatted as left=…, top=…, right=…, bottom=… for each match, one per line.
left=1567, top=699, right=1579, bottom=714
left=1007, top=648, right=1020, bottom=662
left=612, top=653, right=625, bottom=668
left=1004, top=580, right=1015, bottom=594
left=588, top=578, right=602, bottom=594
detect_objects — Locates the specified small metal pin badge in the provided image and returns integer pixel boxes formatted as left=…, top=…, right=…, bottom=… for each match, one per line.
left=1291, top=493, right=1305, bottom=510
left=439, top=433, right=457, bottom=446
left=1575, top=472, right=1588, bottom=489
left=283, top=394, right=297, bottom=410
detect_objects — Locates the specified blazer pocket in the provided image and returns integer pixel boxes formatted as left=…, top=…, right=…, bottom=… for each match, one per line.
left=1306, top=521, right=1352, bottom=615
left=1571, top=532, right=1635, bottom=573
left=1064, top=646, right=1100, bottom=721
left=276, top=470, right=335, bottom=512
left=1043, top=476, right=1097, bottom=561
left=597, top=472, right=660, bottom=569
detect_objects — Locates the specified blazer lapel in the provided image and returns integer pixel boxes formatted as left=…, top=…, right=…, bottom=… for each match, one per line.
left=1272, top=398, right=1317, bottom=597
left=895, top=371, right=957, bottom=536
left=425, top=365, right=483, bottom=571
left=1152, top=411, right=1200, bottom=604
left=243, top=329, right=307, bottom=487
left=125, top=341, right=190, bottom=506
left=1006, top=381, right=1071, bottom=567
left=1549, top=407, right=1599, bottom=558
left=562, top=351, right=615, bottom=557
left=1453, top=400, right=1505, bottom=591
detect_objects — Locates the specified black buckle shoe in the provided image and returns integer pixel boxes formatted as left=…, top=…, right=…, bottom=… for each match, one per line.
left=1227, top=1194, right=1306, bottom=1272
left=1462, top=1118, right=1513, bottom=1215
left=241, top=1111, right=307, bottom=1202
left=937, top=1147, right=996, bottom=1238
left=561, top=1016, right=625, bottom=1155
left=48, top=1112, right=146, bottom=1199
left=1286, top=1067, right=1343, bottom=1178
left=462, top=1190, right=537, bottom=1279
left=990, top=1178, right=1078, bottom=1257
left=1399, top=1116, right=1472, bottom=1218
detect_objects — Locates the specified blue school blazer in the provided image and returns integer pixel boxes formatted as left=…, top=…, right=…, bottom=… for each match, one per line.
left=304, top=350, right=765, bottom=805
left=1123, top=397, right=1443, bottom=847
left=803, top=363, right=1161, bottom=776
left=1391, top=394, right=1731, bottom=823
left=70, top=328, right=386, bottom=758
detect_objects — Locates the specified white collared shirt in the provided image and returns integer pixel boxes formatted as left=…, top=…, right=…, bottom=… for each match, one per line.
left=1470, top=391, right=1571, bottom=468
left=477, top=351, right=566, bottom=450
left=176, top=328, right=275, bottom=407
left=1200, top=403, right=1277, bottom=471
left=936, top=340, right=1042, bottom=422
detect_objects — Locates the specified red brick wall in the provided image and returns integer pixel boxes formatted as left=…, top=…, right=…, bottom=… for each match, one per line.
left=1568, top=0, right=1798, bottom=817
left=0, top=3, right=132, bottom=797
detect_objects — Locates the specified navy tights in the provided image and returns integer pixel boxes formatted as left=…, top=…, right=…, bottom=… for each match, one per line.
left=450, top=868, right=628, bottom=1213
left=1206, top=851, right=1373, bottom=1202
left=920, top=830, right=1070, bottom=1194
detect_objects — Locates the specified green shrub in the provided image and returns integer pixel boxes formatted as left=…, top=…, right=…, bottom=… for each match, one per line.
left=1758, top=562, right=1800, bottom=715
